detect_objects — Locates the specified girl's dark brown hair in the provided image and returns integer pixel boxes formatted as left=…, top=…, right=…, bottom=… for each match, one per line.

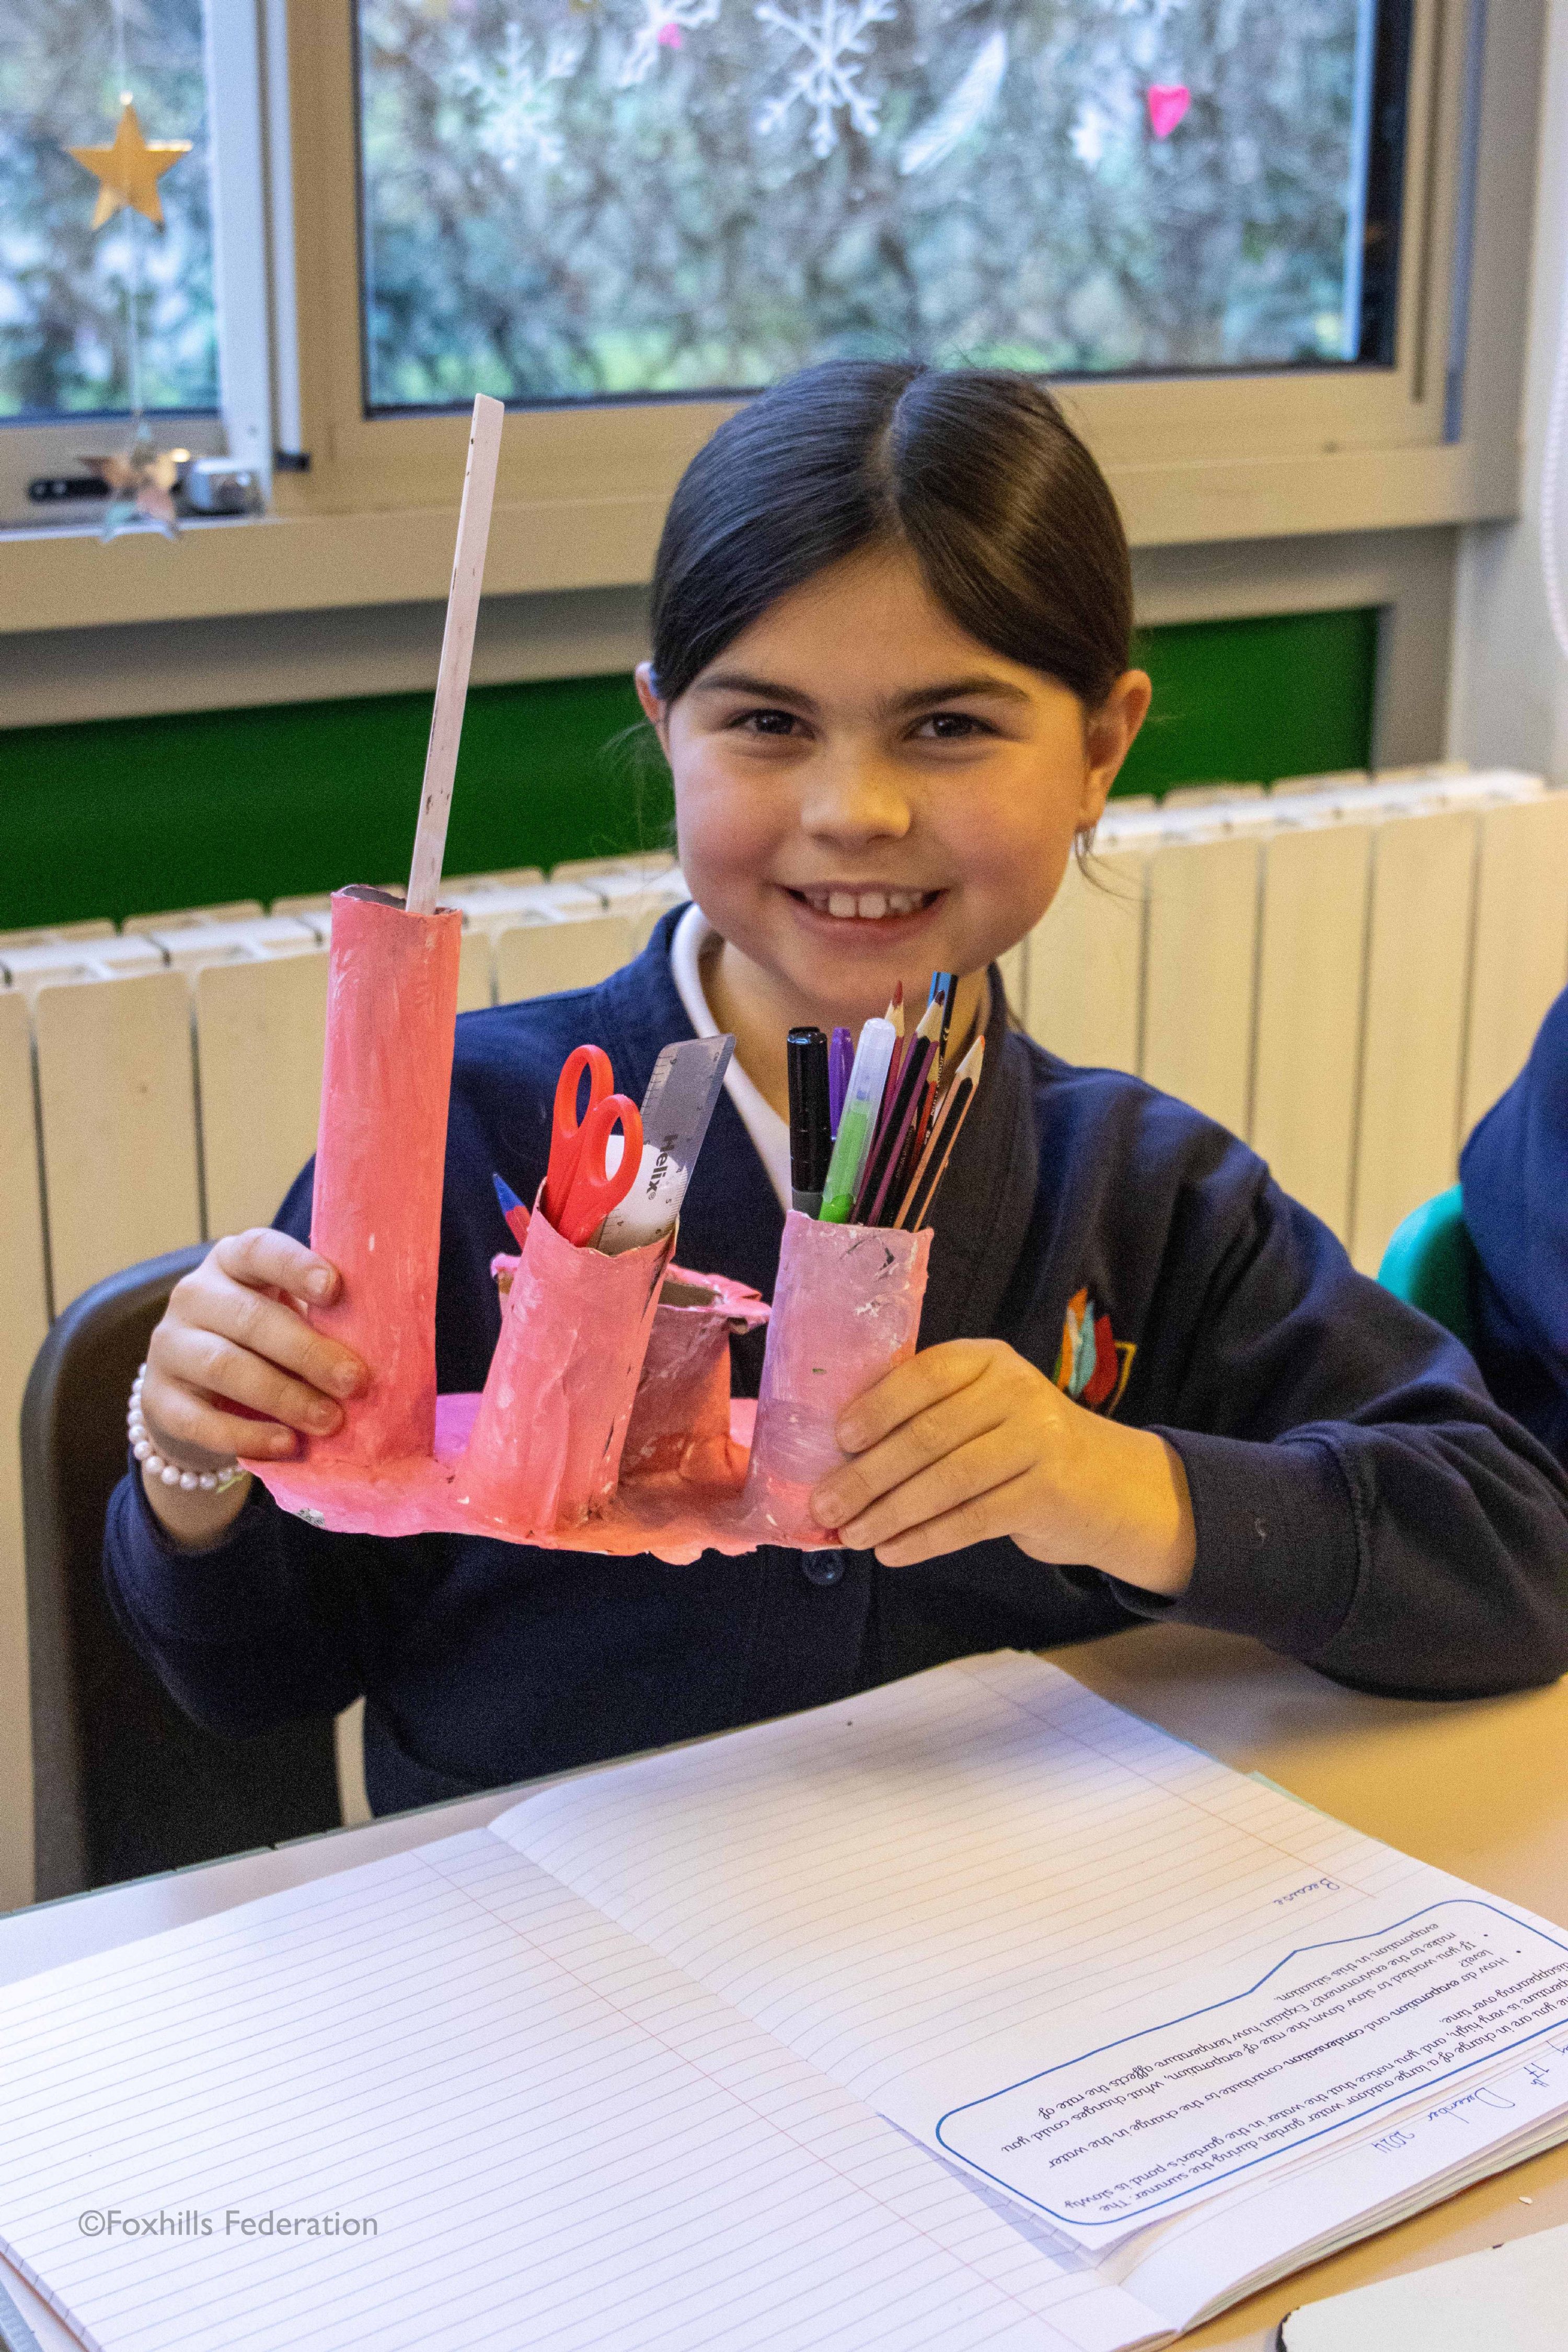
left=649, top=361, right=1132, bottom=710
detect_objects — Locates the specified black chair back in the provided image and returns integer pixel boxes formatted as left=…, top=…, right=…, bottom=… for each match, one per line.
left=21, top=1246, right=340, bottom=1900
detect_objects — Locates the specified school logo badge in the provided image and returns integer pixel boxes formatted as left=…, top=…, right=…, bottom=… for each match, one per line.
left=1052, top=1287, right=1135, bottom=1414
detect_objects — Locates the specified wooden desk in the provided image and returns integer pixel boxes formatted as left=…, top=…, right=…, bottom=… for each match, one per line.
left=2, top=1623, right=1565, bottom=2347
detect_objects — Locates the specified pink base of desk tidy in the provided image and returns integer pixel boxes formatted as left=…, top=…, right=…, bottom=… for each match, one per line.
left=246, top=888, right=931, bottom=1562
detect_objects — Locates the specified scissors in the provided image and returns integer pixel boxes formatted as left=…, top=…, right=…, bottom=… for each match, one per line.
left=544, top=1044, right=643, bottom=1247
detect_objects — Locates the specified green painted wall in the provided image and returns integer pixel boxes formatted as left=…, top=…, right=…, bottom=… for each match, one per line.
left=1118, top=606, right=1378, bottom=802
left=0, top=605, right=1379, bottom=932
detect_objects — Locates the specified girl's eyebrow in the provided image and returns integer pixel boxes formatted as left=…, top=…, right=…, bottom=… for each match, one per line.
left=690, top=669, right=820, bottom=711
left=891, top=676, right=1034, bottom=712
left=689, top=670, right=1032, bottom=713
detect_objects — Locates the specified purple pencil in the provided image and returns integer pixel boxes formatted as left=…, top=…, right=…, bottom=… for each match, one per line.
left=828, top=1027, right=853, bottom=1137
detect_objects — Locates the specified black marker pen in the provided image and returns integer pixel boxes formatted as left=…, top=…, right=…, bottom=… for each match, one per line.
left=786, top=1027, right=831, bottom=1216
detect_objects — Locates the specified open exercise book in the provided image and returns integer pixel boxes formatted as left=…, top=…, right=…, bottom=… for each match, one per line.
left=4, top=1653, right=1568, bottom=2352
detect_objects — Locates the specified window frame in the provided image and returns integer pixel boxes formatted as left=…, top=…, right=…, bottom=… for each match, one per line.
left=272, top=0, right=1505, bottom=543
left=0, top=0, right=1540, bottom=624
left=0, top=0, right=274, bottom=528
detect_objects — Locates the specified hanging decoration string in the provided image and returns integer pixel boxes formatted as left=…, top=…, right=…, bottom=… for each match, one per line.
left=62, top=0, right=193, bottom=537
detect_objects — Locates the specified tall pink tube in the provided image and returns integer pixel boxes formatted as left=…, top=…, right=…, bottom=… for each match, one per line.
left=744, top=1213, right=931, bottom=1543
left=307, top=886, right=462, bottom=1465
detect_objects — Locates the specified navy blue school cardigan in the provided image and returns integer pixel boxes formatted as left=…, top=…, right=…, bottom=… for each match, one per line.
left=106, top=914, right=1568, bottom=1816
left=1461, top=982, right=1568, bottom=1461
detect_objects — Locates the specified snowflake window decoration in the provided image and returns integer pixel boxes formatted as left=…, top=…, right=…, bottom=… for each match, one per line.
left=452, top=22, right=583, bottom=172
left=1069, top=97, right=1112, bottom=169
left=617, top=0, right=721, bottom=88
left=755, top=0, right=897, bottom=160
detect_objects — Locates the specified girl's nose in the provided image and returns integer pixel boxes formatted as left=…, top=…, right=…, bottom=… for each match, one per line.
left=799, top=753, right=913, bottom=843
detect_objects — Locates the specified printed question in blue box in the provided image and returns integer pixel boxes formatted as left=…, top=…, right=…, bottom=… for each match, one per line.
left=881, top=1898, right=1568, bottom=2246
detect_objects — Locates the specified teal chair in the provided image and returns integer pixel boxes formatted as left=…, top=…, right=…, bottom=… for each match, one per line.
left=1377, top=1184, right=1479, bottom=1350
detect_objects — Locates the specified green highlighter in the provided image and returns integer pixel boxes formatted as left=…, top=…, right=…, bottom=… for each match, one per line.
left=818, top=1016, right=897, bottom=1222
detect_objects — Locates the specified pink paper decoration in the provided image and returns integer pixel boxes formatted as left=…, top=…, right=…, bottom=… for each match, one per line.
left=1146, top=84, right=1190, bottom=139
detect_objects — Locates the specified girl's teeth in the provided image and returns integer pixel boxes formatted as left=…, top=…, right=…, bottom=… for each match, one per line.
left=809, top=889, right=929, bottom=919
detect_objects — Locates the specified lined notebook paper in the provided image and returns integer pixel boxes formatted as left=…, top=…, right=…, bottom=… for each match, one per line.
left=499, top=1653, right=1511, bottom=2108
left=496, top=1655, right=1568, bottom=2293
left=0, top=1824, right=1161, bottom=2352
left=2, top=1654, right=1567, bottom=2351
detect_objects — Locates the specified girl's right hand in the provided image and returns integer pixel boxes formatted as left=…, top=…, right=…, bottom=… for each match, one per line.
left=136, top=1230, right=367, bottom=1547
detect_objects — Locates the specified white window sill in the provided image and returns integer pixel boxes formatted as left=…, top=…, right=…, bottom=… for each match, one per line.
left=0, top=435, right=1520, bottom=640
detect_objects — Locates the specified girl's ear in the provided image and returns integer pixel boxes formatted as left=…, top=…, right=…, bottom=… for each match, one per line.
left=1078, top=669, right=1152, bottom=831
left=635, top=662, right=671, bottom=756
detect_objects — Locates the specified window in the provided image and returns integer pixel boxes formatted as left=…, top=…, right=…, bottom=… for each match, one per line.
left=0, top=0, right=1531, bottom=623
left=0, top=0, right=217, bottom=420
left=0, top=0, right=280, bottom=528
left=358, top=0, right=1409, bottom=412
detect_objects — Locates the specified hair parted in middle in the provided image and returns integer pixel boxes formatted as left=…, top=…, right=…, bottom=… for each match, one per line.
left=649, top=361, right=1134, bottom=715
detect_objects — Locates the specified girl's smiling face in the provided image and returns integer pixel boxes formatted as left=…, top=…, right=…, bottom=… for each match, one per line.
left=639, top=546, right=1149, bottom=1048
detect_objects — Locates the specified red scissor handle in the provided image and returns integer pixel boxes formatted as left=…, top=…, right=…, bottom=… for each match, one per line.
left=543, top=1044, right=615, bottom=1228
left=555, top=1094, right=643, bottom=1248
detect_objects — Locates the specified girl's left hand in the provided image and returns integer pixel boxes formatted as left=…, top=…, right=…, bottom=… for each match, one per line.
left=809, top=1339, right=1196, bottom=1598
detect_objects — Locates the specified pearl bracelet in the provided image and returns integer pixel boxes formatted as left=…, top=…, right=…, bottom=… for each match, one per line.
left=129, top=1364, right=246, bottom=1495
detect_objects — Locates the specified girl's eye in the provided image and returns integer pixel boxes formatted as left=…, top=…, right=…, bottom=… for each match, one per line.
left=730, top=708, right=802, bottom=736
left=914, top=712, right=995, bottom=741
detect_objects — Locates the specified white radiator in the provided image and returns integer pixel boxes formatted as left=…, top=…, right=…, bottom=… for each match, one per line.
left=1029, top=769, right=1568, bottom=1266
left=1, top=775, right=1565, bottom=1910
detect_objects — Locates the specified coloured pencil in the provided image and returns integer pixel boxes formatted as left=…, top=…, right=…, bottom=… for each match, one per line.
left=492, top=1170, right=530, bottom=1244
left=893, top=1037, right=984, bottom=1229
left=881, top=983, right=906, bottom=1112
left=881, top=1066, right=935, bottom=1224
left=827, top=1027, right=852, bottom=1137
left=853, top=997, right=941, bottom=1225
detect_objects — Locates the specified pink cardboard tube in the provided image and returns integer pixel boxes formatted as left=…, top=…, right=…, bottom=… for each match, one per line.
left=461, top=1198, right=675, bottom=1530
left=621, top=1269, right=768, bottom=1486
left=744, top=1212, right=931, bottom=1543
left=307, top=886, right=462, bottom=1465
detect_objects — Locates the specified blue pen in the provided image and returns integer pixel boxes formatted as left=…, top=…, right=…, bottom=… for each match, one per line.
left=927, top=970, right=957, bottom=1077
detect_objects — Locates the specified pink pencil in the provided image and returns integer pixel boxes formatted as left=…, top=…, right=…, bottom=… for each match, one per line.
left=856, top=997, right=941, bottom=1225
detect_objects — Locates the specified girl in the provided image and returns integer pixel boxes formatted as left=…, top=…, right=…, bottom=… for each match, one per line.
left=108, top=363, right=1568, bottom=1816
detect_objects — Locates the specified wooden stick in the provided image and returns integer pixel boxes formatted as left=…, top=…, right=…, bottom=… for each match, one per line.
left=406, top=393, right=505, bottom=916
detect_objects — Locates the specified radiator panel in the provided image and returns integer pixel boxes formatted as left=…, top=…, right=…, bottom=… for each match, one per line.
left=1251, top=820, right=1373, bottom=1237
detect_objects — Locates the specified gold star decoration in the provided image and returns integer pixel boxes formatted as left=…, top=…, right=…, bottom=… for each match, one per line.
left=67, top=99, right=191, bottom=230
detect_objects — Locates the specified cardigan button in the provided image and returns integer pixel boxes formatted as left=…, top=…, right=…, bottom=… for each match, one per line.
left=802, top=1550, right=846, bottom=1586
